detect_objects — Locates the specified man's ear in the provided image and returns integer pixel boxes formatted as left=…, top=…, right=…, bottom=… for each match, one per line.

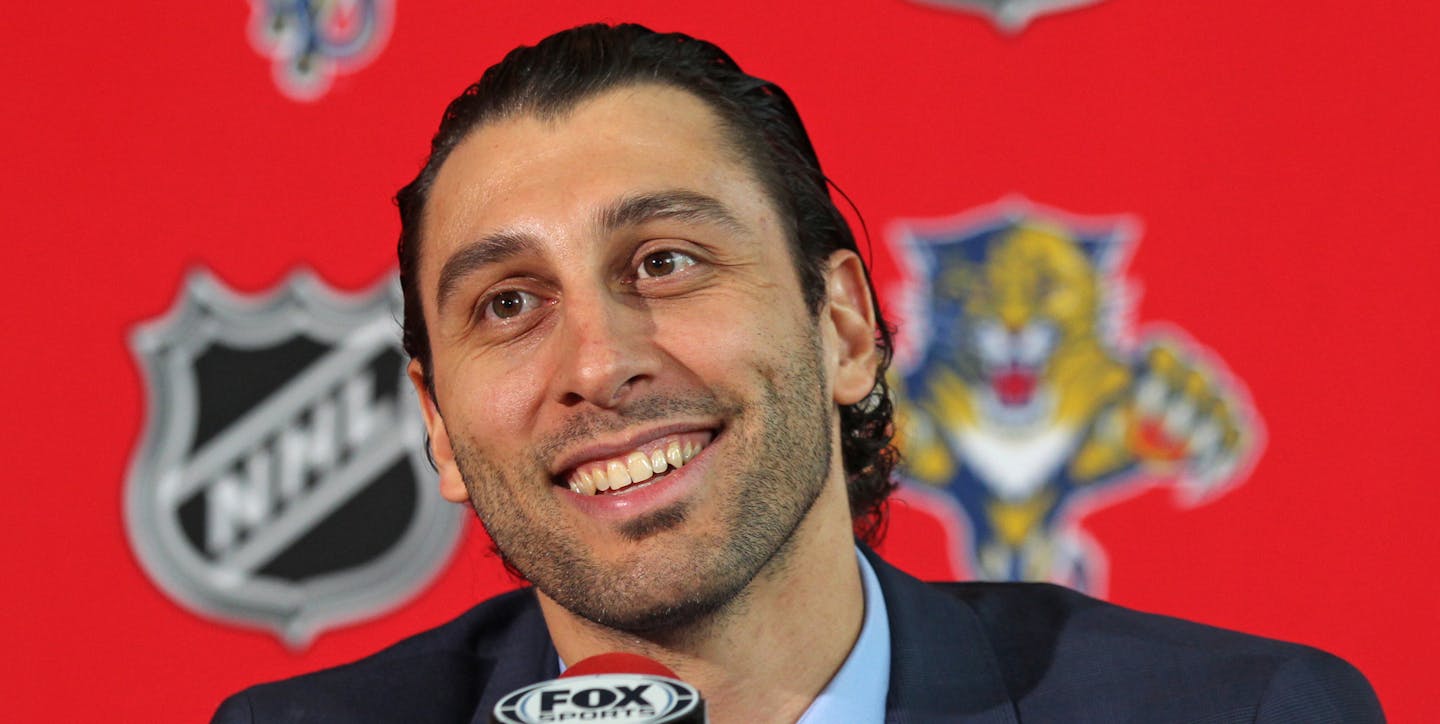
left=407, top=359, right=470, bottom=504
left=823, top=250, right=881, bottom=406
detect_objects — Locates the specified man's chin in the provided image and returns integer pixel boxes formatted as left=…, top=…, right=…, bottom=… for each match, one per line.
left=521, top=531, right=758, bottom=638
left=561, top=571, right=753, bottom=638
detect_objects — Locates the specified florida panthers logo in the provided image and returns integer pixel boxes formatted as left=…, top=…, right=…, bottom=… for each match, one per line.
left=890, top=199, right=1261, bottom=593
left=248, top=0, right=393, bottom=102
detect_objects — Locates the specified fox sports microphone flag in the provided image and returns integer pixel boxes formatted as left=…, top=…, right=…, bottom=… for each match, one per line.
left=491, top=653, right=706, bottom=723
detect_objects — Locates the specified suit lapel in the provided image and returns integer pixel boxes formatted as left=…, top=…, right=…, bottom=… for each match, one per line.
left=864, top=548, right=1019, bottom=724
left=469, top=589, right=561, bottom=724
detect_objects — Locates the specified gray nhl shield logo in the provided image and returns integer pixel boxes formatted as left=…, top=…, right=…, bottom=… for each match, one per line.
left=125, top=269, right=463, bottom=648
left=910, top=0, right=1104, bottom=33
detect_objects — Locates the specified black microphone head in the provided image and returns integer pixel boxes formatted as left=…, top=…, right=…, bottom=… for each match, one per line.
left=491, top=653, right=706, bottom=723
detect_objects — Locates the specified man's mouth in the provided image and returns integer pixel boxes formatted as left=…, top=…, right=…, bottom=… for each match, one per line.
left=559, top=431, right=713, bottom=496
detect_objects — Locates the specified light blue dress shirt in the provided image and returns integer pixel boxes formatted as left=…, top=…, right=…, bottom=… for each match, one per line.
left=796, top=548, right=891, bottom=724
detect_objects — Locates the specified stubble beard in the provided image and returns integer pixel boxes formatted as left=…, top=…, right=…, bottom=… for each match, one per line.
left=450, top=334, right=835, bottom=640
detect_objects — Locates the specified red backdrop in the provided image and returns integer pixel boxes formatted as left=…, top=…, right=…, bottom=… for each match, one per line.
left=5, top=1, right=1436, bottom=720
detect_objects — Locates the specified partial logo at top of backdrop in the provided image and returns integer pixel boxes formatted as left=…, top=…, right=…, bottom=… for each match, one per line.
left=125, top=270, right=463, bottom=648
left=889, top=199, right=1263, bottom=594
left=908, top=0, right=1105, bottom=33
left=248, top=0, right=394, bottom=102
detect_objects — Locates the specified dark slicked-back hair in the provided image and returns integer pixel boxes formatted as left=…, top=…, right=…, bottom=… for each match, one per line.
left=396, top=23, right=898, bottom=544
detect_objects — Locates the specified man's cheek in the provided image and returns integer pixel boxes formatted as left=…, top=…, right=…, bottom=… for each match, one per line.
left=659, top=312, right=752, bottom=358
left=449, top=365, right=543, bottom=434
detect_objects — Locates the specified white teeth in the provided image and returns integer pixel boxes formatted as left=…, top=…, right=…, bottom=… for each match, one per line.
left=566, top=437, right=707, bottom=495
left=627, top=452, right=654, bottom=483
left=604, top=460, right=628, bottom=491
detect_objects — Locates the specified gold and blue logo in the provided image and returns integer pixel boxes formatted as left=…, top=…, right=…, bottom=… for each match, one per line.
left=890, top=199, right=1262, bottom=593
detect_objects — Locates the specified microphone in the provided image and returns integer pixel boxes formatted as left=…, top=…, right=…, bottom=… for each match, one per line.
left=491, top=652, right=707, bottom=723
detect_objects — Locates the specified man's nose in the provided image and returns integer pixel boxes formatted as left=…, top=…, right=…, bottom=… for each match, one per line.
left=551, top=292, right=658, bottom=409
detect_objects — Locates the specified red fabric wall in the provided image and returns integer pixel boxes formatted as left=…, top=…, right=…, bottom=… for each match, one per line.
left=5, top=1, right=1435, bottom=720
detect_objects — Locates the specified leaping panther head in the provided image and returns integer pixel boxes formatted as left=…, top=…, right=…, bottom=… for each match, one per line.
left=909, top=217, right=1116, bottom=431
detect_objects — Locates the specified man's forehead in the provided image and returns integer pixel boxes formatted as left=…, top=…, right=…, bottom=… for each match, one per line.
left=434, top=84, right=735, bottom=183
left=417, top=83, right=772, bottom=270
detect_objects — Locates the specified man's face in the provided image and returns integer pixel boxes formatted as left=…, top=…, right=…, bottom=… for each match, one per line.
left=410, top=85, right=866, bottom=632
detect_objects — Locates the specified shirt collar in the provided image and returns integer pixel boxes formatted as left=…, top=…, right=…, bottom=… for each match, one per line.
left=796, top=546, right=892, bottom=724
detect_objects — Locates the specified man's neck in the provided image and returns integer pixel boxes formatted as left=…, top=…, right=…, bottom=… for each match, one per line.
left=536, top=480, right=865, bottom=724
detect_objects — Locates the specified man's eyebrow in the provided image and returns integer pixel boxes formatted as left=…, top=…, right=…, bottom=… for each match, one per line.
left=433, top=191, right=744, bottom=308
left=597, top=190, right=749, bottom=236
left=435, top=230, right=541, bottom=309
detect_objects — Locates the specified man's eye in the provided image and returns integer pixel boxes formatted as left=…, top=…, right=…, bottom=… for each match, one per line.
left=486, top=290, right=540, bottom=320
left=637, top=250, right=696, bottom=279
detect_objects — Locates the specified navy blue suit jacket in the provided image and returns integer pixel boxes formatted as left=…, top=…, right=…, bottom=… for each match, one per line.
left=214, top=549, right=1383, bottom=722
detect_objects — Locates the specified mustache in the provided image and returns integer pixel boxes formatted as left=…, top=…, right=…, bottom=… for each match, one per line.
left=533, top=392, right=736, bottom=466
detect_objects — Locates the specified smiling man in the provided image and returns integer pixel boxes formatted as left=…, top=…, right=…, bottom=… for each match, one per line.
left=215, top=24, right=1383, bottom=724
